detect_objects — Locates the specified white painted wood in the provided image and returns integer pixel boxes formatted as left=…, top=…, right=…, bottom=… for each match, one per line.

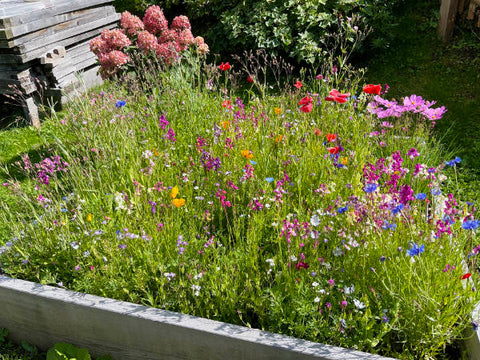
left=0, top=275, right=395, bottom=360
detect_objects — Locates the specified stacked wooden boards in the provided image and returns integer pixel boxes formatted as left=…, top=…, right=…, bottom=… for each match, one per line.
left=0, top=0, right=120, bottom=125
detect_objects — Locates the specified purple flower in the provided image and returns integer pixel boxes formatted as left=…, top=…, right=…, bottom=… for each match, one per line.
left=159, top=114, right=169, bottom=129
left=115, top=100, right=126, bottom=108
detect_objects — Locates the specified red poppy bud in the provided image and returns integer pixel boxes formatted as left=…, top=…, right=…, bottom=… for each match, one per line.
left=247, top=75, right=254, bottom=83
left=363, top=84, right=381, bottom=95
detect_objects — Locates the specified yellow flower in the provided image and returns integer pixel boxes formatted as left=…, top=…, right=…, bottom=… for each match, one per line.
left=172, top=198, right=185, bottom=208
left=86, top=213, right=92, bottom=222
left=153, top=148, right=159, bottom=157
left=274, top=107, right=282, bottom=115
left=341, top=157, right=348, bottom=165
left=241, top=150, right=254, bottom=159
left=170, top=186, right=179, bottom=199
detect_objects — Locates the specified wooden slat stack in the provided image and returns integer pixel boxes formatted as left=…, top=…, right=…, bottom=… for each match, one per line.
left=439, top=0, right=480, bottom=40
left=0, top=0, right=120, bottom=126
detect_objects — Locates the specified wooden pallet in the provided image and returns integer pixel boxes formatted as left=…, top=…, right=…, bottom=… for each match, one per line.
left=439, top=0, right=480, bottom=40
left=0, top=0, right=119, bottom=126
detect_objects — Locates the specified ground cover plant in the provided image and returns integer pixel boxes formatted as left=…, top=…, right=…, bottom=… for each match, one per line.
left=0, top=5, right=479, bottom=360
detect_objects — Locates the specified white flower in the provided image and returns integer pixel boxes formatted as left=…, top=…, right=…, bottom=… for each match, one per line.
left=266, top=258, right=275, bottom=267
left=312, top=282, right=319, bottom=288
left=193, top=273, right=203, bottom=280
left=70, top=241, right=79, bottom=250
left=289, top=255, right=297, bottom=262
left=344, top=285, right=355, bottom=294
left=314, top=297, right=320, bottom=303
left=318, top=289, right=326, bottom=294
left=353, top=299, right=366, bottom=309
left=310, top=215, right=320, bottom=227
left=191, top=284, right=201, bottom=296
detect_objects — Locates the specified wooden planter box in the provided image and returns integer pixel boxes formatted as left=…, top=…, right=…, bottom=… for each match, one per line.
left=0, top=275, right=397, bottom=360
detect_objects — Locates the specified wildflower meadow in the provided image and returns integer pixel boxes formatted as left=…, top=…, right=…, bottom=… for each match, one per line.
left=0, top=6, right=479, bottom=360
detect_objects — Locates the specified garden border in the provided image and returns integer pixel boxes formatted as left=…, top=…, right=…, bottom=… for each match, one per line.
left=0, top=275, right=396, bottom=360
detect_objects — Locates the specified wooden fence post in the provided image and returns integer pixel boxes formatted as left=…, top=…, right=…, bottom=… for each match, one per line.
left=438, top=0, right=459, bottom=40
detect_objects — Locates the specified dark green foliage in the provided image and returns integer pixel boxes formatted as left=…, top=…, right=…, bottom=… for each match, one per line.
left=113, top=0, right=406, bottom=64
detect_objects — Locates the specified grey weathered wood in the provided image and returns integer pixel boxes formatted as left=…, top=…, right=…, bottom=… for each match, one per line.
left=0, top=21, right=118, bottom=63
left=438, top=0, right=459, bottom=40
left=22, top=96, right=40, bottom=127
left=0, top=275, right=395, bottom=360
left=0, top=0, right=112, bottom=26
left=0, top=6, right=117, bottom=50
left=0, top=7, right=113, bottom=40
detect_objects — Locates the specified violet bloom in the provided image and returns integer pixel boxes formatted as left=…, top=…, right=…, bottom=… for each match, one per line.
left=159, top=114, right=169, bottom=129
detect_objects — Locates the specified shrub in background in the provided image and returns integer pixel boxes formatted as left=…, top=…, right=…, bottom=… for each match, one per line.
left=113, top=0, right=405, bottom=65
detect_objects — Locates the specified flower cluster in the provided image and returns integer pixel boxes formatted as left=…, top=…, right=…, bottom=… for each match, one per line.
left=90, top=6, right=209, bottom=78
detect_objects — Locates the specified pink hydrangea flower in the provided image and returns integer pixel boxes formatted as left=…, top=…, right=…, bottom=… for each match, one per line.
left=158, top=29, right=178, bottom=43
left=170, top=15, right=191, bottom=31
left=100, top=29, right=132, bottom=51
left=120, top=11, right=144, bottom=35
left=137, top=30, right=158, bottom=53
left=143, top=5, right=168, bottom=35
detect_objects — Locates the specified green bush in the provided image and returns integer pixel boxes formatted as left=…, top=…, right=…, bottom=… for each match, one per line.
left=113, top=0, right=406, bottom=64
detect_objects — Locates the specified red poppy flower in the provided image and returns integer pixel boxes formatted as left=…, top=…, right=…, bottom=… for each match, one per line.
left=460, top=273, right=472, bottom=280
left=247, top=75, right=254, bottom=83
left=363, top=84, right=381, bottom=95
left=325, top=95, right=347, bottom=104
left=329, top=89, right=350, bottom=98
left=327, top=146, right=340, bottom=155
left=222, top=100, right=232, bottom=109
left=300, top=103, right=313, bottom=113
left=294, top=80, right=303, bottom=89
left=314, top=129, right=322, bottom=136
left=326, top=133, right=336, bottom=142
left=299, top=96, right=312, bottom=105
left=219, top=62, right=231, bottom=71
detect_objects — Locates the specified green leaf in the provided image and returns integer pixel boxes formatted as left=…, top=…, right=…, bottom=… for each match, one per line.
left=47, top=343, right=92, bottom=360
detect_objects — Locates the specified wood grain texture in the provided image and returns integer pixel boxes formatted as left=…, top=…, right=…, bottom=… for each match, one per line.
left=0, top=275, right=394, bottom=360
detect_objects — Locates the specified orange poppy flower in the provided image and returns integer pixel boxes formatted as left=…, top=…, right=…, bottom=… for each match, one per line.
left=170, top=186, right=179, bottom=199
left=275, top=135, right=284, bottom=143
left=241, top=150, right=254, bottom=159
left=221, top=121, right=230, bottom=129
left=274, top=107, right=282, bottom=115
left=172, top=198, right=185, bottom=208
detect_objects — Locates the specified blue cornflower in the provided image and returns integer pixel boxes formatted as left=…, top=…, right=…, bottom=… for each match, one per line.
left=265, top=177, right=274, bottom=183
left=455, top=157, right=461, bottom=163
left=445, top=160, right=456, bottom=166
left=462, top=220, right=479, bottom=230
left=415, top=193, right=427, bottom=200
left=337, top=205, right=348, bottom=214
left=115, top=100, right=126, bottom=108
left=363, top=183, right=378, bottom=193
left=382, top=220, right=397, bottom=231
left=391, top=204, right=404, bottom=215
left=250, top=160, right=257, bottom=165
left=406, top=243, right=425, bottom=257
left=431, top=188, right=442, bottom=196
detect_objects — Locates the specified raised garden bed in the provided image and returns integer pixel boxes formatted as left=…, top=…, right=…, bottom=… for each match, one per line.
left=0, top=275, right=396, bottom=360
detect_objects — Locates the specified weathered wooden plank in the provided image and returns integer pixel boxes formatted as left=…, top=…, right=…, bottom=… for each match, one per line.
left=0, top=0, right=113, bottom=27
left=438, top=0, right=459, bottom=40
left=1, top=8, right=117, bottom=51
left=467, top=0, right=478, bottom=19
left=0, top=21, right=117, bottom=63
left=16, top=14, right=120, bottom=59
left=0, top=6, right=115, bottom=41
left=0, top=6, right=116, bottom=49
